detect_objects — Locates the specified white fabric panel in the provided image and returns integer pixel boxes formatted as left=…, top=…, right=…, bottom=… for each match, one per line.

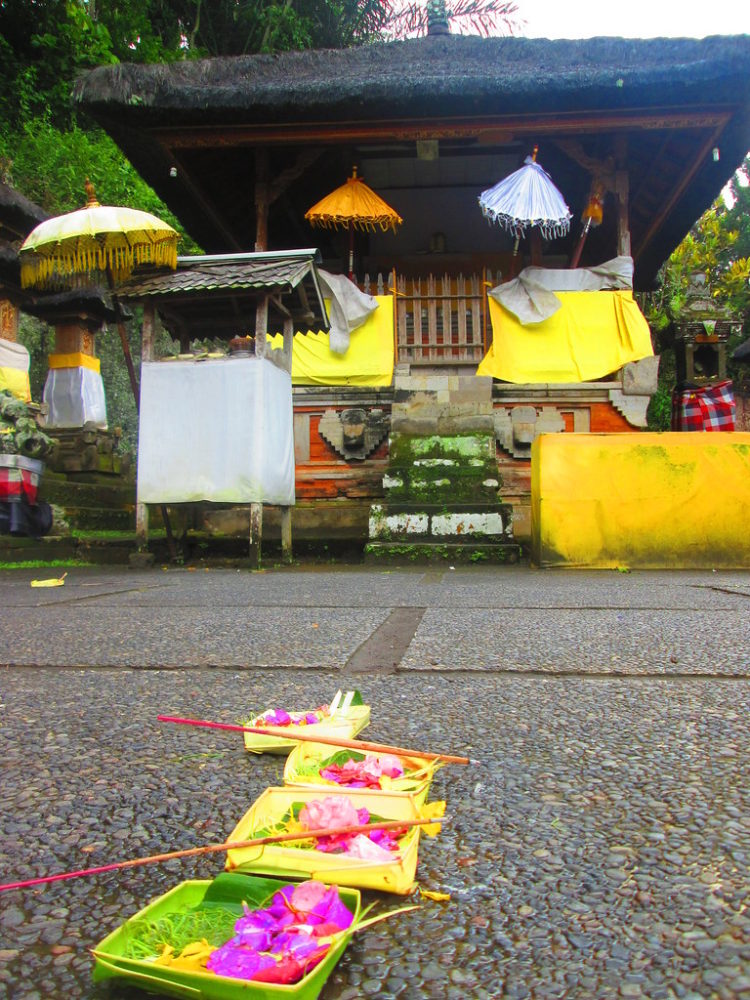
left=0, top=337, right=30, bottom=371
left=43, top=367, right=108, bottom=428
left=318, top=270, right=379, bottom=354
left=137, top=357, right=294, bottom=505
left=491, top=256, right=634, bottom=325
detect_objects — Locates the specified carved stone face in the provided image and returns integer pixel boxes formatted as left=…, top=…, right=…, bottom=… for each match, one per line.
left=341, top=408, right=366, bottom=449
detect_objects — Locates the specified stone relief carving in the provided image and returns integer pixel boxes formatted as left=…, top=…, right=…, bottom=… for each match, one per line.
left=494, top=406, right=566, bottom=458
left=319, top=407, right=390, bottom=461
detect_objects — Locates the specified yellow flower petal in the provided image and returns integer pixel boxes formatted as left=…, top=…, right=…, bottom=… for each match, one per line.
left=419, top=888, right=451, bottom=902
left=154, top=939, right=214, bottom=971
left=419, top=800, right=446, bottom=837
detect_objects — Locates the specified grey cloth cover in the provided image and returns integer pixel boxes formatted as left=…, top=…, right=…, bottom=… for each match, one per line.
left=318, top=270, right=379, bottom=354
left=489, top=257, right=634, bottom=326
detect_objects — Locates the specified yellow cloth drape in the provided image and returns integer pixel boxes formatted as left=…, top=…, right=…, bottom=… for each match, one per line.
left=0, top=336, right=31, bottom=401
left=268, top=294, right=394, bottom=386
left=477, top=290, right=653, bottom=383
left=0, top=366, right=31, bottom=401
left=48, top=352, right=101, bottom=372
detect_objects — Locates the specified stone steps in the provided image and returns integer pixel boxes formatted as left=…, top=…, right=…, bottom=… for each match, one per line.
left=366, top=372, right=518, bottom=564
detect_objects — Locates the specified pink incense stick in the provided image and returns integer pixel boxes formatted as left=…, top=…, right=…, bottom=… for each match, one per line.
left=0, top=815, right=444, bottom=893
left=157, top=714, right=470, bottom=765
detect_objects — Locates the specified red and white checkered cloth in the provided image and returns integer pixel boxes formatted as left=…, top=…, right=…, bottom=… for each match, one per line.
left=0, top=464, right=40, bottom=503
left=671, top=380, right=736, bottom=432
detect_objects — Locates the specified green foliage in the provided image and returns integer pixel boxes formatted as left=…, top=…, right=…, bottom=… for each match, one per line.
left=643, top=156, right=750, bottom=346
left=153, top=0, right=395, bottom=56
left=641, top=154, right=750, bottom=415
left=0, top=0, right=117, bottom=129
left=0, top=559, right=92, bottom=569
left=0, top=116, right=199, bottom=254
left=384, top=0, right=517, bottom=39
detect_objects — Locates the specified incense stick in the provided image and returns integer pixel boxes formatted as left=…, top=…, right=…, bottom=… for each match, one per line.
left=0, top=816, right=445, bottom=893
left=157, top=714, right=470, bottom=765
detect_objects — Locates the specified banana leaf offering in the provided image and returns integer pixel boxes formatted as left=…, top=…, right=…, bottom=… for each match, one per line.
left=92, top=872, right=362, bottom=1000
left=284, top=741, right=439, bottom=807
left=225, top=787, right=444, bottom=895
left=243, top=690, right=370, bottom=755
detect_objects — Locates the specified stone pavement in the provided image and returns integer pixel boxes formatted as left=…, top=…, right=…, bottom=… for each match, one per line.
left=0, top=565, right=748, bottom=999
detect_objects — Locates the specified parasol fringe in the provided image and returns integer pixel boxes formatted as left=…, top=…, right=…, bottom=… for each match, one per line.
left=307, top=215, right=401, bottom=234
left=479, top=209, right=571, bottom=241
left=20, top=237, right=178, bottom=289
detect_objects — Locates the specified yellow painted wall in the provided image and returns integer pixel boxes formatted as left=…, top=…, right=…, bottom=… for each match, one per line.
left=531, top=432, right=750, bottom=568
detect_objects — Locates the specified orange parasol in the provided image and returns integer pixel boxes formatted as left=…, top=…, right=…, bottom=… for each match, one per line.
left=305, top=166, right=402, bottom=277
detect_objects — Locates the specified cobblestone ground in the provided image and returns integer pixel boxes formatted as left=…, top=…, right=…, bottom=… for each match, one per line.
left=0, top=568, right=748, bottom=1000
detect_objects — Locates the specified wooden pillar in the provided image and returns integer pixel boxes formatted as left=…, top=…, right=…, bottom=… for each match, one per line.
left=281, top=506, right=292, bottom=563
left=249, top=502, right=263, bottom=569
left=615, top=170, right=631, bottom=258
left=254, top=148, right=269, bottom=253
left=255, top=296, right=268, bottom=357
left=135, top=304, right=156, bottom=553
left=253, top=147, right=269, bottom=354
left=529, top=229, right=543, bottom=267
left=280, top=316, right=294, bottom=563
left=614, top=138, right=631, bottom=258
left=281, top=316, right=293, bottom=374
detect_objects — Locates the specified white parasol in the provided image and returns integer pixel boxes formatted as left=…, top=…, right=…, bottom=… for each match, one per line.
left=479, top=146, right=572, bottom=247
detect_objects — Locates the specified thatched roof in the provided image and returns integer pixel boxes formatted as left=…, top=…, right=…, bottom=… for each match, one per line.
left=75, top=34, right=750, bottom=288
left=0, top=186, right=47, bottom=298
left=76, top=34, right=750, bottom=124
left=0, top=183, right=48, bottom=245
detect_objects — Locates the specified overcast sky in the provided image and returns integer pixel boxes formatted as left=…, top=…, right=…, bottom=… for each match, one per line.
left=516, top=0, right=750, bottom=38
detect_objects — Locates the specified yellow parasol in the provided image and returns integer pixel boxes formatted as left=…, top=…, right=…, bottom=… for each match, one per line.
left=305, top=166, right=402, bottom=277
left=17, top=180, right=179, bottom=405
left=18, top=181, right=180, bottom=558
left=18, top=179, right=178, bottom=290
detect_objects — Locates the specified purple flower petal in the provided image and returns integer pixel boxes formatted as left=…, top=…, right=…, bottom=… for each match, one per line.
left=207, top=944, right=276, bottom=980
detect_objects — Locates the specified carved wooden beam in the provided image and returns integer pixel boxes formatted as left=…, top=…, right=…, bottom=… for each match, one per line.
left=268, top=148, right=323, bottom=204
left=255, top=147, right=324, bottom=252
left=155, top=108, right=732, bottom=149
left=554, top=137, right=616, bottom=190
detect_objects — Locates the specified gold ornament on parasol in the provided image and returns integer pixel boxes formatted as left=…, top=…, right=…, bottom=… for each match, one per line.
left=305, top=166, right=402, bottom=277
left=19, top=179, right=178, bottom=290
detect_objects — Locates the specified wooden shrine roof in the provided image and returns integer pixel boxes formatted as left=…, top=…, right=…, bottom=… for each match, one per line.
left=117, top=249, right=329, bottom=338
left=75, top=34, right=750, bottom=288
